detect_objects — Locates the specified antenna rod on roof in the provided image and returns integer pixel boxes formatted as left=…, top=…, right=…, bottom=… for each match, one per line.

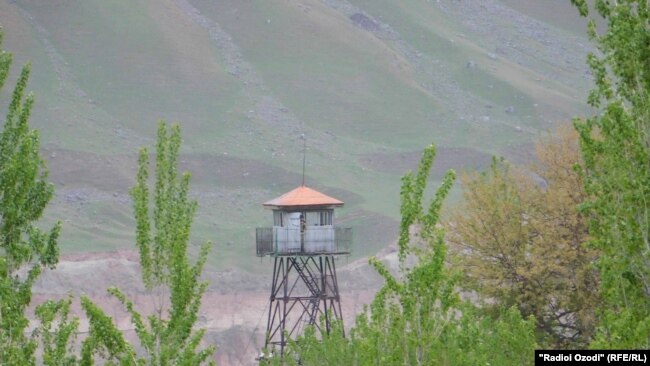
left=301, top=134, right=306, bottom=186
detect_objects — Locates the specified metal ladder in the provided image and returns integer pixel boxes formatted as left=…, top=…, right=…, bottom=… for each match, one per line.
left=293, top=258, right=321, bottom=325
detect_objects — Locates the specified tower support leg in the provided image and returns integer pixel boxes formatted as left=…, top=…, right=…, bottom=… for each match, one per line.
left=263, top=255, right=344, bottom=357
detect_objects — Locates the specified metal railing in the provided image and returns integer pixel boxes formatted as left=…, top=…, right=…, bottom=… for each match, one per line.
left=256, top=227, right=352, bottom=256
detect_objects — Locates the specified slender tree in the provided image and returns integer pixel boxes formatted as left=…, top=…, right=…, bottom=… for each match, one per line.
left=0, top=31, right=214, bottom=362
left=82, top=122, right=215, bottom=365
left=0, top=27, right=62, bottom=365
left=33, top=297, right=81, bottom=366
left=570, top=0, right=650, bottom=348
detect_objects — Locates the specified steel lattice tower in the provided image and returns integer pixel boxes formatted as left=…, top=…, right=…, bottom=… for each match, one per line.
left=255, top=186, right=352, bottom=357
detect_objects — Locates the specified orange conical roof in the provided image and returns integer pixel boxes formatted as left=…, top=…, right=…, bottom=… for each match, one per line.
left=263, top=186, right=344, bottom=208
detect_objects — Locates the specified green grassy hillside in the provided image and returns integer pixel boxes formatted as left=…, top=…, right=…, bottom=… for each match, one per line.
left=0, top=0, right=593, bottom=271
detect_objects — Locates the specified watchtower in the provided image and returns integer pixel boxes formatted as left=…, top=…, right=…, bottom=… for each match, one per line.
left=256, top=185, right=352, bottom=356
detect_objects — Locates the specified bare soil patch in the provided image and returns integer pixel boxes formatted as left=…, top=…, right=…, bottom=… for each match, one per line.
left=44, top=148, right=361, bottom=196
left=44, top=148, right=301, bottom=191
left=32, top=248, right=387, bottom=366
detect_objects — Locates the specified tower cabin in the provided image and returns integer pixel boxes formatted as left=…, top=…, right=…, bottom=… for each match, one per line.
left=256, top=185, right=351, bottom=256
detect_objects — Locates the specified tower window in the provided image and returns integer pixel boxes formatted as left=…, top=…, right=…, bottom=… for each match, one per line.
left=321, top=210, right=333, bottom=225
left=273, top=210, right=283, bottom=226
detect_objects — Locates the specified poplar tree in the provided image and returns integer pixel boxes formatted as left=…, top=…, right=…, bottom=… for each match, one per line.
left=0, top=28, right=62, bottom=365
left=570, top=0, right=650, bottom=348
left=81, top=122, right=215, bottom=365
